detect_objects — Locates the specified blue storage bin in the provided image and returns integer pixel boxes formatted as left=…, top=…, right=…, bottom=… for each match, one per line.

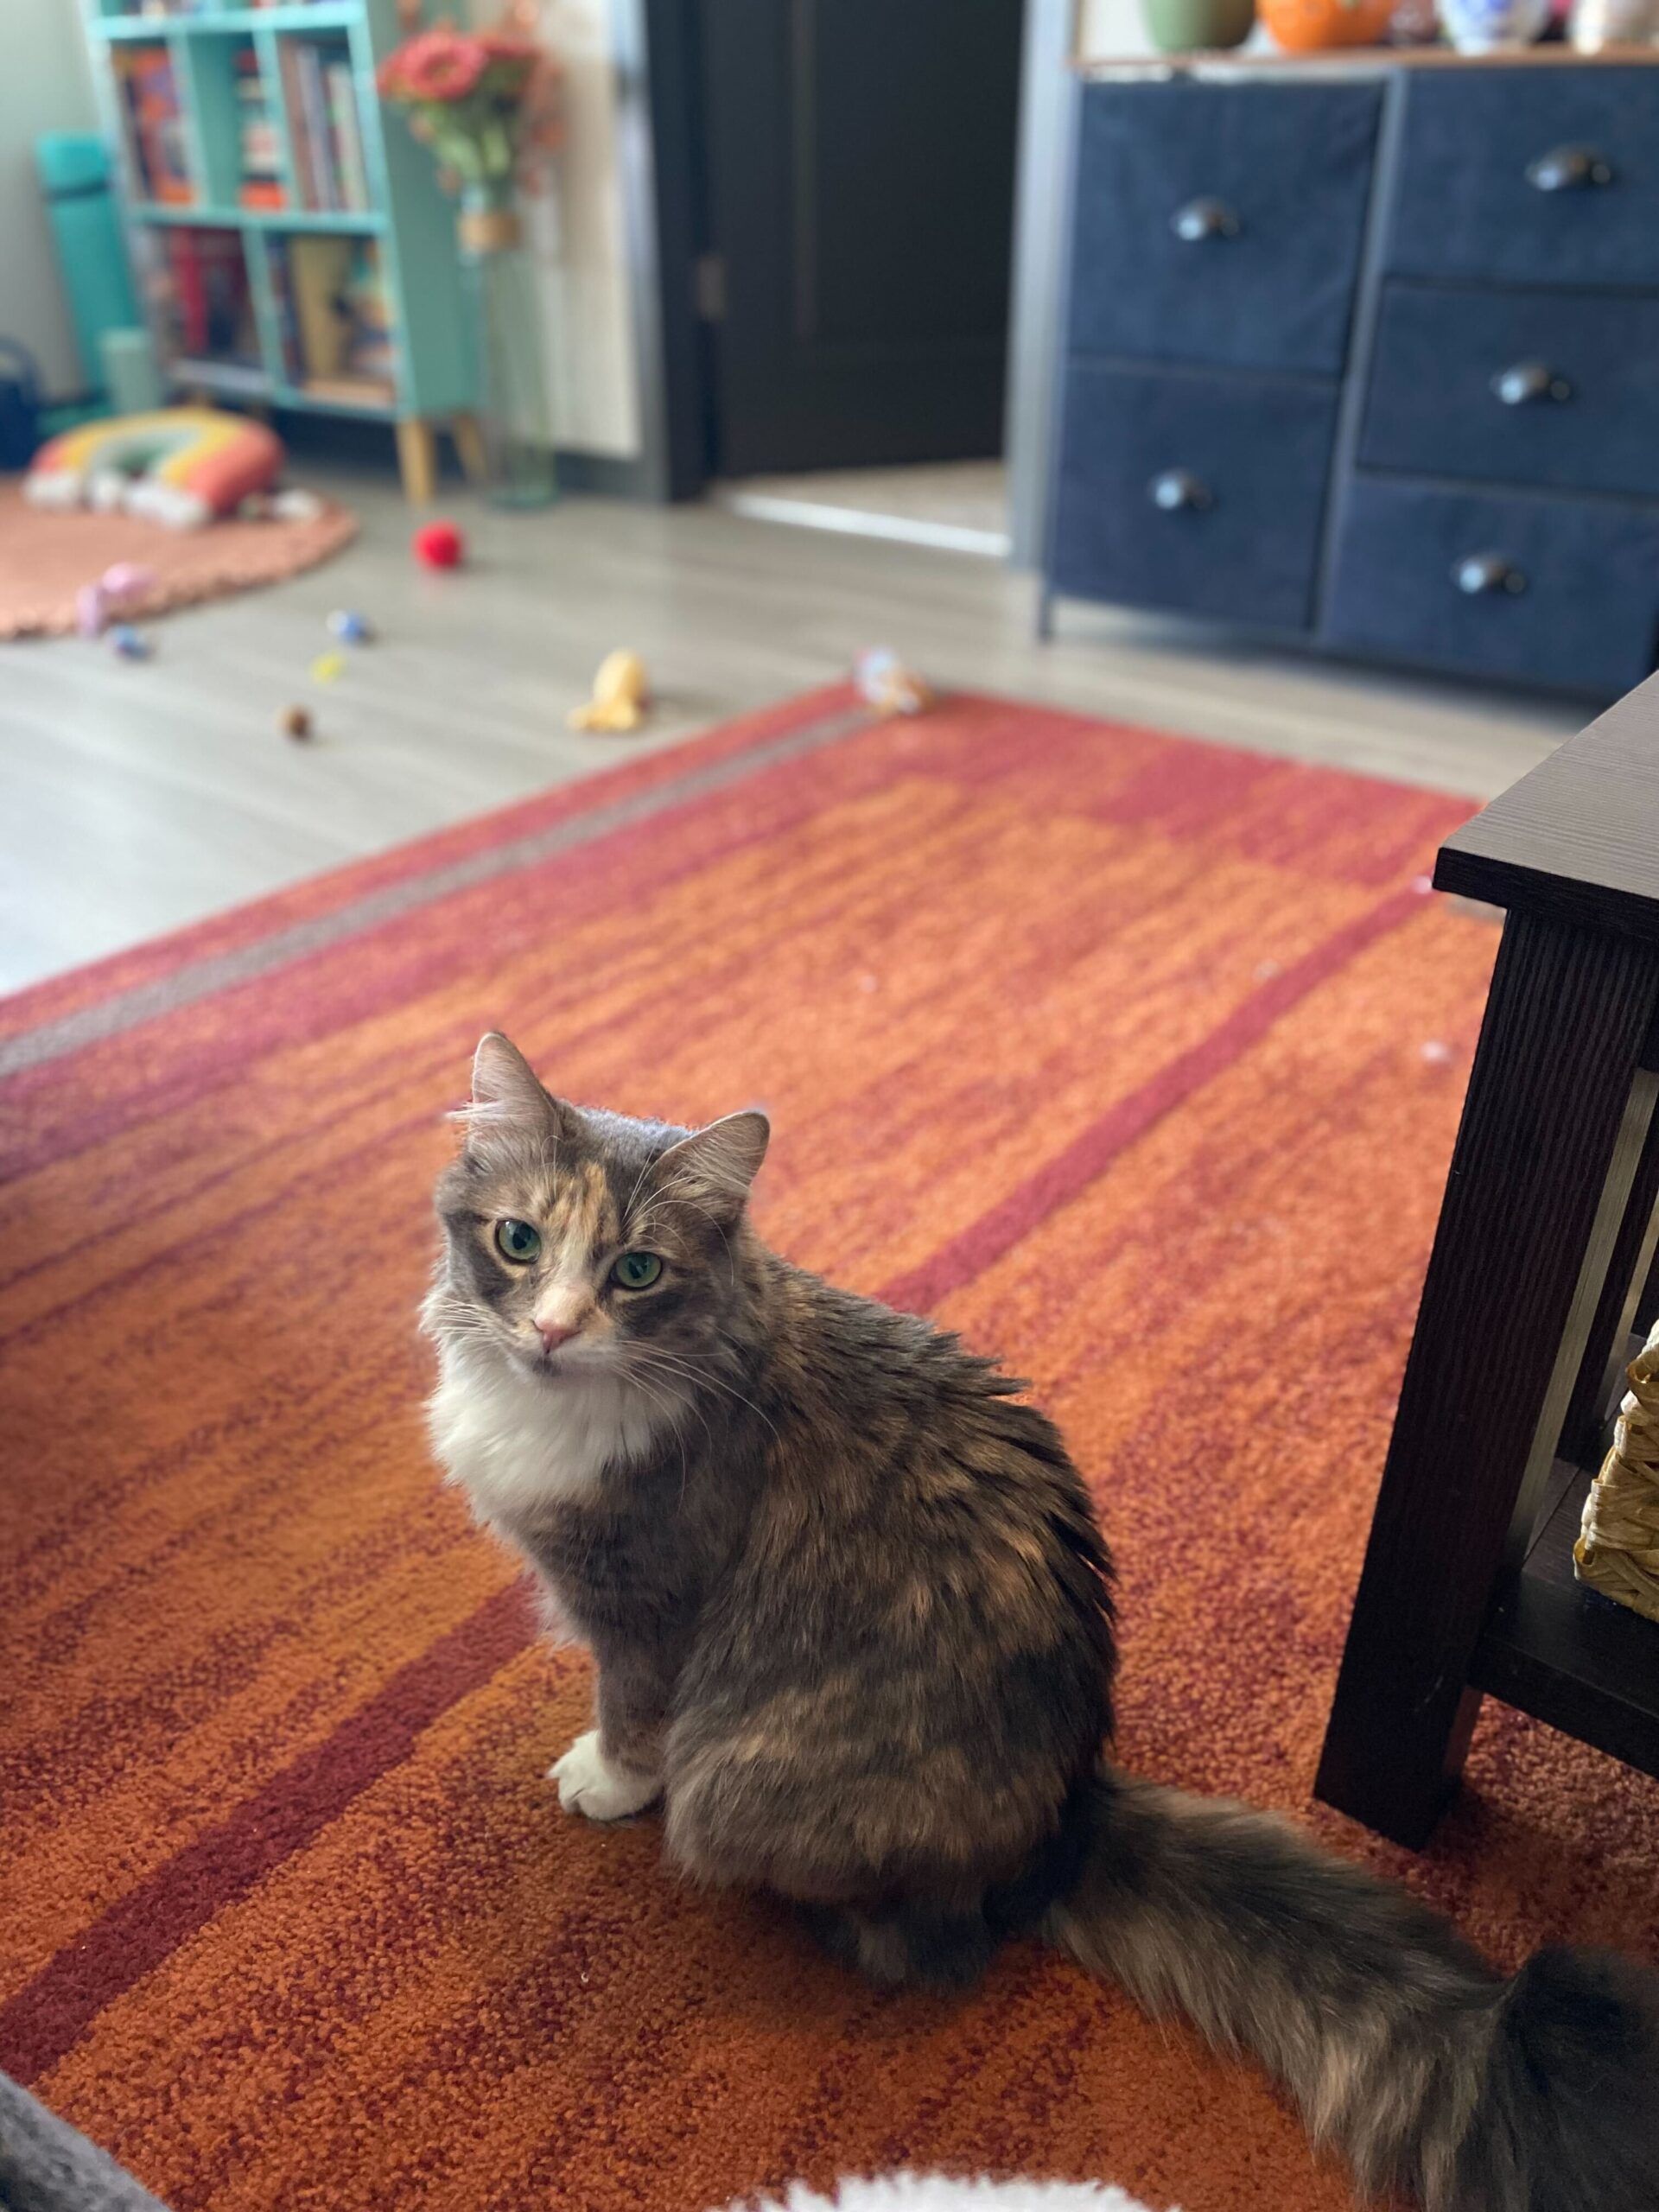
left=35, top=132, right=140, bottom=405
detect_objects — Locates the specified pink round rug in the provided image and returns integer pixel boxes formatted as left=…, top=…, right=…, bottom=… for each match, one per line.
left=0, top=480, right=358, bottom=638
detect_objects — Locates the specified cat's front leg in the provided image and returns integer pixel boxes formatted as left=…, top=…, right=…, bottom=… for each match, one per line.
left=550, top=1650, right=668, bottom=1821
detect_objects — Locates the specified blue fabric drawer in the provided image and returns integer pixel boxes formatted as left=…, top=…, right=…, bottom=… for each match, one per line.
left=1067, top=80, right=1380, bottom=376
left=1387, top=68, right=1659, bottom=289
left=1361, top=283, right=1659, bottom=500
left=1325, top=478, right=1659, bottom=696
left=1048, top=361, right=1338, bottom=632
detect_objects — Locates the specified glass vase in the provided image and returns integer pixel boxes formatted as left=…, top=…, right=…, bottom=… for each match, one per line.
left=458, top=184, right=556, bottom=511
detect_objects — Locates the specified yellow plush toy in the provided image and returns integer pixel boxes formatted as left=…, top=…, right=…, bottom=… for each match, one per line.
left=569, top=649, right=650, bottom=733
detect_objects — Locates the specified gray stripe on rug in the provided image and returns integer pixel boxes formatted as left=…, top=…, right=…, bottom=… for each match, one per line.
left=0, top=705, right=869, bottom=1080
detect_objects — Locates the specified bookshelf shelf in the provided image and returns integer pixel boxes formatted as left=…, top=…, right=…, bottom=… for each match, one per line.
left=83, top=0, right=475, bottom=501
left=271, top=381, right=395, bottom=417
left=172, top=356, right=272, bottom=397
left=94, top=8, right=362, bottom=41
left=132, top=200, right=385, bottom=232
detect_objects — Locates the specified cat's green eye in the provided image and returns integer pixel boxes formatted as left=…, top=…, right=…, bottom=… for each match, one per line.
left=494, top=1217, right=542, bottom=1264
left=611, top=1250, right=663, bottom=1291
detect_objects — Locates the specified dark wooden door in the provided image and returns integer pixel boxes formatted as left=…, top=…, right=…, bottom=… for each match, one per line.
left=697, top=0, right=1025, bottom=477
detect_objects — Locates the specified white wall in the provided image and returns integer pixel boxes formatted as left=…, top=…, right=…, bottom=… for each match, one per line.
left=470, top=0, right=642, bottom=461
left=1077, top=0, right=1160, bottom=53
left=0, top=0, right=100, bottom=400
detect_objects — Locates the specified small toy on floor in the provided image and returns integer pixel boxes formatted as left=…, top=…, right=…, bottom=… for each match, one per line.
left=569, top=648, right=650, bottom=733
left=854, top=645, right=933, bottom=717
left=102, top=562, right=155, bottom=603
left=76, top=560, right=157, bottom=639
left=311, top=651, right=346, bottom=684
left=327, top=608, right=372, bottom=645
left=412, top=519, right=465, bottom=570
left=108, top=623, right=151, bottom=661
left=279, top=703, right=315, bottom=742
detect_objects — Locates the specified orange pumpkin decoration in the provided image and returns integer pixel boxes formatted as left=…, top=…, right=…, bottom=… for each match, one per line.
left=1260, top=0, right=1394, bottom=46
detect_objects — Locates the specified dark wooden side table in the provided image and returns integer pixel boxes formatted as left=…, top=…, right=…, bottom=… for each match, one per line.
left=1316, top=670, right=1659, bottom=1848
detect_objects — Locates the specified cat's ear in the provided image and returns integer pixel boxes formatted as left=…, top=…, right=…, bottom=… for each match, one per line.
left=462, top=1033, right=566, bottom=1145
left=653, top=1110, right=769, bottom=1222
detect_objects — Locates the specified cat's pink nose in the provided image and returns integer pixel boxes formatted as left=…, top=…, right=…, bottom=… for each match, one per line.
left=536, top=1319, right=578, bottom=1353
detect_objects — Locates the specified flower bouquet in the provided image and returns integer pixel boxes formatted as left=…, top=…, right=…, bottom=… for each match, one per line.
left=379, top=23, right=560, bottom=212
left=378, top=16, right=562, bottom=505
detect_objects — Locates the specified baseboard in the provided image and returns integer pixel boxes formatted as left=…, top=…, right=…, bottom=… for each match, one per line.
left=272, top=409, right=653, bottom=500
left=551, top=449, right=653, bottom=499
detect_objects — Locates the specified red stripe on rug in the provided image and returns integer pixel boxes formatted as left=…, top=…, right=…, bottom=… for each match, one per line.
left=0, top=880, right=1426, bottom=2086
left=879, top=880, right=1427, bottom=1316
left=0, top=1580, right=535, bottom=2087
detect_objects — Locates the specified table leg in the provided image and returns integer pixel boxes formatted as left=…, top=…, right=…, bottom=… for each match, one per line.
left=1315, top=911, right=1659, bottom=1847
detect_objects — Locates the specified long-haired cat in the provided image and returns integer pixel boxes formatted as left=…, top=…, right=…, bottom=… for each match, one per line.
left=423, top=1034, right=1659, bottom=2212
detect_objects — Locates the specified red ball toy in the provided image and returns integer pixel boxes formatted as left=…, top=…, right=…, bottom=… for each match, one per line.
left=412, top=519, right=465, bottom=570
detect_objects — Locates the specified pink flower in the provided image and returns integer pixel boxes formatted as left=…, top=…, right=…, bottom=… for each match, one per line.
left=379, top=29, right=487, bottom=104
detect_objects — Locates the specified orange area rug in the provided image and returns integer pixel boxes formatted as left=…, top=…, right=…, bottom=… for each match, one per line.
left=3, top=687, right=1656, bottom=2212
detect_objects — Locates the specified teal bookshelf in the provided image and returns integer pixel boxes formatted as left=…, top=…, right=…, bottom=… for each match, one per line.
left=81, top=0, right=479, bottom=499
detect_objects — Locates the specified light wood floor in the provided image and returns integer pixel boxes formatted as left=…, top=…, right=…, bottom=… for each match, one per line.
left=0, top=462, right=1580, bottom=995
left=716, top=461, right=1013, bottom=554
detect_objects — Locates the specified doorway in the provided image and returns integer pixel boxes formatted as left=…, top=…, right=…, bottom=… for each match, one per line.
left=645, top=0, right=1027, bottom=544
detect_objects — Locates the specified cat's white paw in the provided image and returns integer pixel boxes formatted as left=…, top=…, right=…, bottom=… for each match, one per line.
left=550, top=1729, right=660, bottom=1821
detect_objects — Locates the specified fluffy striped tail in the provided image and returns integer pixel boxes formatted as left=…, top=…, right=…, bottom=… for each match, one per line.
left=1046, top=1774, right=1659, bottom=2211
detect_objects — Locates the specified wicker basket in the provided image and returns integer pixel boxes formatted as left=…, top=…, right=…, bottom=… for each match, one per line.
left=1574, top=1317, right=1659, bottom=1625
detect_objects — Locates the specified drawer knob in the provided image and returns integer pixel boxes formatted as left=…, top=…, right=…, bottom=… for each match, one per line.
left=1491, top=360, right=1573, bottom=407
left=1525, top=144, right=1614, bottom=192
left=1171, top=197, right=1240, bottom=244
left=1453, top=552, right=1528, bottom=598
left=1149, top=469, right=1212, bottom=512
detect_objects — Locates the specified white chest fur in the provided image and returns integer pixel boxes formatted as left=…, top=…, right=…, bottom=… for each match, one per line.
left=427, top=1346, right=671, bottom=1541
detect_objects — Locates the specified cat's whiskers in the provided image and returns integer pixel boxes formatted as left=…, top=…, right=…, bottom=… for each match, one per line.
left=617, top=1359, right=696, bottom=1503
left=620, top=1347, right=721, bottom=1457
left=623, top=1342, right=779, bottom=1443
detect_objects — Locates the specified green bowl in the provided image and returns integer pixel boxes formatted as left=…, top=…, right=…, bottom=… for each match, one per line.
left=1141, top=0, right=1256, bottom=48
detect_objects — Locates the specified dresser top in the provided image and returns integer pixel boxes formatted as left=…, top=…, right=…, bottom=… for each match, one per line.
left=1076, top=46, right=1659, bottom=80
left=1436, top=673, right=1659, bottom=938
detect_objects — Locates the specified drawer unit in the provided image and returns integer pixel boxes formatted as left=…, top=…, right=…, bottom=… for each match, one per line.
left=1043, top=61, right=1659, bottom=697
left=1068, top=80, right=1380, bottom=375
left=1387, top=68, right=1659, bottom=289
left=1050, top=363, right=1339, bottom=632
left=1325, top=480, right=1659, bottom=696
left=1361, top=283, right=1659, bottom=500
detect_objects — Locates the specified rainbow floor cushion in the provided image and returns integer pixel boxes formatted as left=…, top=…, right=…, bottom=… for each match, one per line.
left=24, top=406, right=284, bottom=529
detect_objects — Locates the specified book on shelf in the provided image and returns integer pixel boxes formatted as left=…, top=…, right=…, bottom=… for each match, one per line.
left=276, top=43, right=317, bottom=207
left=114, top=46, right=191, bottom=206
left=157, top=229, right=260, bottom=369
left=327, top=61, right=371, bottom=211
left=266, top=235, right=396, bottom=402
left=278, top=40, right=369, bottom=213
left=298, top=47, right=339, bottom=208
left=235, top=48, right=286, bottom=209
